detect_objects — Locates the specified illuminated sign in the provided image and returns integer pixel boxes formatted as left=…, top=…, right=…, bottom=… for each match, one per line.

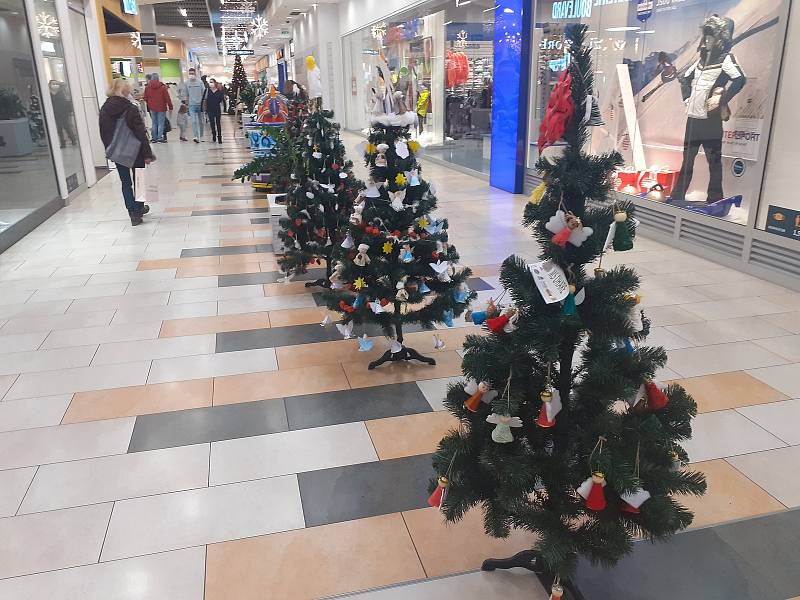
left=551, top=0, right=628, bottom=20
left=121, top=0, right=137, bottom=16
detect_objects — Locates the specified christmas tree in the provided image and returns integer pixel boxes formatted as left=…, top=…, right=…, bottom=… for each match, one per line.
left=229, top=54, right=248, bottom=106
left=277, top=109, right=362, bottom=285
left=232, top=125, right=295, bottom=193
left=325, top=120, right=475, bottom=369
left=430, top=25, right=705, bottom=596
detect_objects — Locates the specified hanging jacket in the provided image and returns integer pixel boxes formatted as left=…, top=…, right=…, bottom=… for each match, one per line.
left=417, top=90, right=431, bottom=117
left=142, top=80, right=173, bottom=113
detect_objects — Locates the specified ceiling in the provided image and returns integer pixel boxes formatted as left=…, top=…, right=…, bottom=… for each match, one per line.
left=153, top=0, right=212, bottom=28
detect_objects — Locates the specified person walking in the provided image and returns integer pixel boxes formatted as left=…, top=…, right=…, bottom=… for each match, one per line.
left=177, top=99, right=189, bottom=141
left=143, top=73, right=172, bottom=143
left=180, top=68, right=206, bottom=143
left=206, top=78, right=225, bottom=144
left=99, top=79, right=156, bottom=226
left=49, top=80, right=76, bottom=148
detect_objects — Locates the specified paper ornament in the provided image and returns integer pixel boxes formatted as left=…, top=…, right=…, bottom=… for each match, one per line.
left=406, top=169, right=420, bottom=186
left=354, top=243, right=371, bottom=267
left=429, top=261, right=451, bottom=282
left=354, top=277, right=367, bottom=290
left=545, top=210, right=593, bottom=248
left=312, top=151, right=322, bottom=159
left=536, top=388, right=563, bottom=428
left=357, top=334, right=374, bottom=352
left=341, top=234, right=355, bottom=249
left=419, top=281, right=431, bottom=294
left=400, top=244, right=414, bottom=263
left=369, top=300, right=384, bottom=314
left=425, top=220, right=443, bottom=235
left=620, top=487, right=651, bottom=514
left=528, top=260, right=570, bottom=304
left=428, top=476, right=448, bottom=509
left=577, top=473, right=607, bottom=511
left=336, top=321, right=354, bottom=339
left=433, top=334, right=446, bottom=350
left=529, top=181, right=546, bottom=205
left=364, top=182, right=381, bottom=198
left=486, top=413, right=523, bottom=443
left=389, top=190, right=406, bottom=212
left=442, top=309, right=454, bottom=327
left=452, top=286, right=469, bottom=303
left=395, top=140, right=409, bottom=158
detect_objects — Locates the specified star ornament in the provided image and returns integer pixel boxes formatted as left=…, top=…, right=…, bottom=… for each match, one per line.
left=354, top=277, right=367, bottom=290
left=382, top=241, right=394, bottom=254
left=418, top=216, right=429, bottom=229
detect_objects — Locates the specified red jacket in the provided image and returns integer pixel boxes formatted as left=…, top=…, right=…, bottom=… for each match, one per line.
left=143, top=80, right=173, bottom=113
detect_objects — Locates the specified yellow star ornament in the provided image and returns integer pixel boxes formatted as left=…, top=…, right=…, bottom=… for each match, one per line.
left=365, top=143, right=377, bottom=155
left=417, top=217, right=429, bottom=229
left=408, top=140, right=420, bottom=153
left=395, top=173, right=407, bottom=186
left=354, top=277, right=367, bottom=290
left=382, top=241, right=394, bottom=254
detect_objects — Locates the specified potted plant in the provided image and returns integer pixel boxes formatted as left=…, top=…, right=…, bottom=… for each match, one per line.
left=0, top=89, right=34, bottom=158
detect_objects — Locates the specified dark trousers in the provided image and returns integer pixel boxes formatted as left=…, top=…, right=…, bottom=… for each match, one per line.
left=208, top=111, right=222, bottom=141
left=671, top=115, right=724, bottom=202
left=116, top=163, right=145, bottom=215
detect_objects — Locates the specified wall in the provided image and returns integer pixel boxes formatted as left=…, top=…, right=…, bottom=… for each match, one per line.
left=95, top=0, right=141, bottom=82
left=106, top=35, right=187, bottom=60
left=338, top=0, right=430, bottom=35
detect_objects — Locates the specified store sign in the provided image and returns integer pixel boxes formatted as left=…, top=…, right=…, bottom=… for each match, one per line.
left=636, top=0, right=653, bottom=21
left=158, top=41, right=167, bottom=53
left=139, top=33, right=157, bottom=46
left=228, top=49, right=254, bottom=56
left=551, top=0, right=627, bottom=20
left=765, top=205, right=800, bottom=240
left=722, top=117, right=763, bottom=162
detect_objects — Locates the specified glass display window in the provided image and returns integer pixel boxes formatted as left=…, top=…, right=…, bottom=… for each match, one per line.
left=342, top=0, right=496, bottom=175
left=528, top=0, right=790, bottom=226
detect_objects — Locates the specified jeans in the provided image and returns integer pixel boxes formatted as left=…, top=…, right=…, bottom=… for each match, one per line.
left=116, top=163, right=145, bottom=215
left=208, top=111, right=221, bottom=141
left=151, top=111, right=166, bottom=141
left=189, top=104, right=203, bottom=139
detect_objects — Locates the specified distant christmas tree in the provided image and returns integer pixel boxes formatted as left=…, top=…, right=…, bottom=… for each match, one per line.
left=277, top=110, right=362, bottom=285
left=229, top=55, right=248, bottom=105
left=430, top=25, right=705, bottom=598
left=325, top=121, right=475, bottom=369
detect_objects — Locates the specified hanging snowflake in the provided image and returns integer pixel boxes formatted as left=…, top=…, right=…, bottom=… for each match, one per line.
left=130, top=32, right=141, bottom=49
left=36, top=12, right=60, bottom=39
left=455, top=29, right=468, bottom=49
left=250, top=15, right=269, bottom=40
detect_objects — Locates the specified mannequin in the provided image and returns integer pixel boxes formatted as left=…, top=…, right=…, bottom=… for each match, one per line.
left=305, top=55, right=323, bottom=112
left=671, top=14, right=745, bottom=203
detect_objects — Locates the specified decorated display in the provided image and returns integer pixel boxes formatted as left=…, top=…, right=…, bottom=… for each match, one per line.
left=431, top=25, right=705, bottom=596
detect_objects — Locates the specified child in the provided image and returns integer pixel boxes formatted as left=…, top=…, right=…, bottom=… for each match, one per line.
left=177, top=100, right=189, bottom=142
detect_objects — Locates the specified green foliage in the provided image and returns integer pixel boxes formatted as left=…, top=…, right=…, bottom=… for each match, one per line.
left=432, top=24, right=705, bottom=581
left=240, top=84, right=257, bottom=113
left=232, top=126, right=295, bottom=192
left=324, top=124, right=475, bottom=340
left=277, top=110, right=363, bottom=278
left=0, top=89, right=25, bottom=120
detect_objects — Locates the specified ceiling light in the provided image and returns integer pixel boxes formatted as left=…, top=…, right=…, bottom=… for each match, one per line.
left=605, top=26, right=640, bottom=32
left=638, top=30, right=656, bottom=34
left=178, top=7, right=187, bottom=17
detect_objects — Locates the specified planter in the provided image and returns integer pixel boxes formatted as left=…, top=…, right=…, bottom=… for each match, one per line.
left=0, top=118, right=33, bottom=158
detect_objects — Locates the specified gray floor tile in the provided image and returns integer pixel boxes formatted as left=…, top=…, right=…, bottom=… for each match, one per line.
left=216, top=323, right=340, bottom=353
left=180, top=244, right=272, bottom=258
left=298, top=453, right=434, bottom=527
left=217, top=268, right=326, bottom=287
left=467, top=277, right=494, bottom=291
left=128, top=398, right=288, bottom=452
left=250, top=218, right=270, bottom=224
left=199, top=174, right=227, bottom=179
left=191, top=208, right=269, bottom=216
left=286, top=383, right=432, bottom=430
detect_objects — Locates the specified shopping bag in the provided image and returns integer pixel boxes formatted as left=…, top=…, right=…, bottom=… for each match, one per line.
left=134, top=168, right=147, bottom=204
left=144, top=163, right=159, bottom=203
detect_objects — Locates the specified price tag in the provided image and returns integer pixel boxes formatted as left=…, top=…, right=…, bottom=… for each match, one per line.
left=528, top=260, right=569, bottom=304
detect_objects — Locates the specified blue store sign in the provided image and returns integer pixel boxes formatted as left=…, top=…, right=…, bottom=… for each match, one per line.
left=636, top=0, right=653, bottom=22
left=765, top=205, right=800, bottom=240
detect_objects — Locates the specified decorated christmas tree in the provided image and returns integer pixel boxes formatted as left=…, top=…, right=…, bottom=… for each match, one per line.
left=233, top=125, right=294, bottom=192
left=229, top=54, right=248, bottom=106
left=277, top=110, right=362, bottom=285
left=325, top=102, right=474, bottom=369
left=430, top=25, right=705, bottom=596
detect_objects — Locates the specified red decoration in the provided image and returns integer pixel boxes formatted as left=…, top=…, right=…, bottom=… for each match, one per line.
left=428, top=476, right=448, bottom=508
left=294, top=218, right=302, bottom=227
left=431, top=251, right=439, bottom=259
left=645, top=381, right=669, bottom=410
left=339, top=300, right=355, bottom=313
left=551, top=226, right=572, bottom=248
left=464, top=384, right=486, bottom=412
left=486, top=314, right=510, bottom=333
left=620, top=500, right=640, bottom=514
left=379, top=298, right=389, bottom=307
left=392, top=230, right=402, bottom=238
left=536, top=402, right=556, bottom=428
left=287, top=229, right=295, bottom=238
left=584, top=473, right=607, bottom=511
left=538, top=70, right=575, bottom=153
left=331, top=163, right=340, bottom=170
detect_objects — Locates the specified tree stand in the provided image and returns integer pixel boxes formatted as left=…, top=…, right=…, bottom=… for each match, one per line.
left=367, top=319, right=436, bottom=370
left=482, top=551, right=585, bottom=600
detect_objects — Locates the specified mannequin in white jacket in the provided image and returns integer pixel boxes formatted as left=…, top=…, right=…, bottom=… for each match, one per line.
left=306, top=55, right=323, bottom=111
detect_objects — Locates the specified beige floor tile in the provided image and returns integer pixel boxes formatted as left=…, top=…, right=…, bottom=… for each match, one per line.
left=220, top=224, right=271, bottom=232
left=176, top=264, right=261, bottom=278
left=213, top=364, right=350, bottom=405
left=263, top=281, right=317, bottom=296
left=137, top=256, right=220, bottom=270
left=728, top=446, right=800, bottom=508
left=219, top=252, right=274, bottom=265
left=267, top=306, right=331, bottom=328
left=403, top=507, right=534, bottom=578
left=366, top=412, right=460, bottom=460
left=670, top=372, right=788, bottom=413
left=258, top=261, right=281, bottom=271
left=345, top=350, right=463, bottom=389
left=160, top=312, right=271, bottom=337
left=205, top=513, right=425, bottom=600
left=64, top=379, right=214, bottom=423
left=679, top=459, right=786, bottom=529
left=469, top=264, right=502, bottom=277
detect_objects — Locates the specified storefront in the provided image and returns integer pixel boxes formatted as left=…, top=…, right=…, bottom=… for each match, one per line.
left=525, top=0, right=799, bottom=288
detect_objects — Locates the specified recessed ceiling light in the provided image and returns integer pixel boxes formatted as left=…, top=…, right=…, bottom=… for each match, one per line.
left=638, top=30, right=656, bottom=34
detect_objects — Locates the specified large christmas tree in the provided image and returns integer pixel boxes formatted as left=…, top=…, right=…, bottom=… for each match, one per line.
left=229, top=54, right=248, bottom=106
left=277, top=110, right=361, bottom=285
left=325, top=119, right=475, bottom=369
left=430, top=25, right=705, bottom=596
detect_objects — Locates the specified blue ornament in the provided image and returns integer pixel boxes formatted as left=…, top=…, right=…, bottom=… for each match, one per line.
left=353, top=294, right=366, bottom=309
left=452, top=288, right=469, bottom=303
left=425, top=220, right=443, bottom=235
left=561, top=292, right=576, bottom=316
left=358, top=335, right=374, bottom=352
left=471, top=310, right=487, bottom=325
left=419, top=281, right=431, bottom=294
left=400, top=250, right=414, bottom=263
left=443, top=309, right=454, bottom=327
left=624, top=339, right=635, bottom=353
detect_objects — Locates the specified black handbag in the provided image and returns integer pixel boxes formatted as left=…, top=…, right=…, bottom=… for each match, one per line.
left=164, top=117, right=172, bottom=133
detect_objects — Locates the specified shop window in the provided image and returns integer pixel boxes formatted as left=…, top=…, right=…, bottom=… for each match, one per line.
left=529, top=0, right=789, bottom=226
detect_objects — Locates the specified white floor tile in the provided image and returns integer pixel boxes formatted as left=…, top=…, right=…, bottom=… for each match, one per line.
left=6, top=362, right=151, bottom=401
left=210, top=422, right=378, bottom=485
left=0, top=331, right=48, bottom=353
left=728, top=446, right=800, bottom=508
left=682, top=410, right=786, bottom=463
left=0, top=289, right=34, bottom=305
left=665, top=316, right=792, bottom=346
left=168, top=284, right=264, bottom=305
left=747, top=363, right=800, bottom=398
left=147, top=348, right=277, bottom=384
left=416, top=376, right=461, bottom=411
left=737, top=399, right=800, bottom=446
left=88, top=268, right=178, bottom=284
left=752, top=334, right=800, bottom=362
left=92, top=334, right=216, bottom=366
left=0, top=310, right=116, bottom=335
left=111, top=301, right=218, bottom=325
left=217, top=295, right=317, bottom=315
left=53, top=262, right=141, bottom=277
left=30, top=283, right=130, bottom=303
left=100, top=476, right=304, bottom=561
left=42, top=323, right=162, bottom=349
left=0, top=467, right=37, bottom=517
left=680, top=297, right=791, bottom=321
left=125, top=276, right=219, bottom=294
left=687, top=280, right=790, bottom=300
left=0, top=395, right=72, bottom=432
left=644, top=327, right=695, bottom=350
left=67, top=292, right=170, bottom=313
left=759, top=311, right=800, bottom=334
left=769, top=292, right=800, bottom=309
left=0, top=275, right=90, bottom=292
left=638, top=286, right=713, bottom=307
left=0, top=374, right=18, bottom=400
left=0, top=546, right=206, bottom=600
left=643, top=305, right=704, bottom=327
left=0, top=346, right=98, bottom=377
left=666, top=341, right=788, bottom=378
left=20, top=444, right=209, bottom=514
left=0, top=300, right=72, bottom=320
left=0, top=503, right=112, bottom=579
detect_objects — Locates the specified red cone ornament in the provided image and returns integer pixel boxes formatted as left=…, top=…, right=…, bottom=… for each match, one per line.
left=536, top=389, right=563, bottom=428
left=645, top=381, right=668, bottom=410
left=464, top=381, right=489, bottom=412
left=577, top=473, right=607, bottom=511
left=620, top=487, right=651, bottom=514
left=486, top=314, right=510, bottom=333
left=427, top=476, right=448, bottom=508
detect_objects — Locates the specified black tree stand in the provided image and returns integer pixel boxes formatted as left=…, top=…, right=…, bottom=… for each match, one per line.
left=482, top=550, right=585, bottom=600
left=368, top=316, right=436, bottom=370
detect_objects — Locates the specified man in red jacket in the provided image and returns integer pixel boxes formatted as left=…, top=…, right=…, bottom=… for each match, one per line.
left=142, top=72, right=173, bottom=143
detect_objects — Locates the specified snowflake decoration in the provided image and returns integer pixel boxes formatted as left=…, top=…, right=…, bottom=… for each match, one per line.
left=130, top=32, right=141, bottom=49
left=36, top=12, right=60, bottom=39
left=250, top=15, right=269, bottom=40
left=371, top=22, right=386, bottom=41
left=455, top=29, right=468, bottom=49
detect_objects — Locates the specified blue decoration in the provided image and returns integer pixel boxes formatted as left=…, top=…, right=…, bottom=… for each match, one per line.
left=561, top=292, right=576, bottom=316
left=624, top=339, right=635, bottom=354
left=471, top=310, right=488, bottom=325
left=353, top=294, right=366, bottom=309
left=358, top=336, right=374, bottom=352
left=489, top=0, right=531, bottom=193
left=443, top=309, right=454, bottom=328
left=400, top=249, right=414, bottom=263
left=419, top=281, right=431, bottom=294
left=425, top=220, right=443, bottom=235
left=453, top=288, right=469, bottom=303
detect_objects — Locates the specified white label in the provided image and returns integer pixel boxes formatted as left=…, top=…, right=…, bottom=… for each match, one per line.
left=528, top=261, right=570, bottom=304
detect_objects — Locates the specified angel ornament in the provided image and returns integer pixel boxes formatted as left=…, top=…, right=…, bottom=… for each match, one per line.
left=545, top=210, right=593, bottom=248
left=429, top=260, right=451, bottom=282
left=396, top=277, right=409, bottom=301
left=350, top=203, right=364, bottom=225
left=329, top=262, right=345, bottom=289
left=389, top=189, right=406, bottom=212
left=486, top=413, right=524, bottom=443
left=353, top=244, right=371, bottom=267
left=400, top=244, right=414, bottom=263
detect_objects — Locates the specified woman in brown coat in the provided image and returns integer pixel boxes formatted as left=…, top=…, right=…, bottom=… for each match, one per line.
left=99, top=79, right=156, bottom=225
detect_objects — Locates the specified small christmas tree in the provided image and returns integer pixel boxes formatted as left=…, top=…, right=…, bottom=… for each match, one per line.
left=325, top=120, right=475, bottom=369
left=229, top=54, right=248, bottom=106
left=277, top=110, right=362, bottom=286
left=233, top=125, right=294, bottom=193
left=431, top=25, right=705, bottom=596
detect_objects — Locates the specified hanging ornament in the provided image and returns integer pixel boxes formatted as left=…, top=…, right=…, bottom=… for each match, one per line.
left=429, top=260, right=451, bottom=282
left=464, top=381, right=491, bottom=412
left=442, top=309, right=454, bottom=327
left=406, top=169, right=421, bottom=186
left=644, top=380, right=669, bottom=410
left=353, top=295, right=366, bottom=309
left=320, top=314, right=332, bottom=327
left=626, top=293, right=644, bottom=332
left=486, top=306, right=517, bottom=334
left=395, top=278, right=409, bottom=301
left=400, top=244, right=414, bottom=263
left=329, top=262, right=345, bottom=288
left=354, top=277, right=367, bottom=290
left=452, top=284, right=469, bottom=304
left=620, top=487, right=651, bottom=514
left=612, top=209, right=634, bottom=251
left=561, top=284, right=577, bottom=316
left=389, top=189, right=406, bottom=212
left=427, top=476, right=448, bottom=509
left=646, top=183, right=666, bottom=202
left=354, top=244, right=371, bottom=267
left=395, top=173, right=408, bottom=186
left=545, top=210, right=593, bottom=248
left=433, top=334, right=446, bottom=350
left=487, top=413, right=523, bottom=443
left=364, top=181, right=381, bottom=198
left=394, top=140, right=410, bottom=158
left=368, top=299, right=385, bottom=313
left=550, top=583, right=564, bottom=600
left=529, top=181, right=546, bottom=205
left=382, top=241, right=394, bottom=254
left=336, top=321, right=354, bottom=339
left=375, top=153, right=388, bottom=168
left=339, top=300, right=355, bottom=314
left=577, top=472, right=607, bottom=511
left=350, top=204, right=364, bottom=225
left=536, top=388, right=563, bottom=428
left=417, top=216, right=430, bottom=229
left=424, top=220, right=443, bottom=235
left=312, top=151, right=323, bottom=159
left=357, top=334, right=374, bottom=352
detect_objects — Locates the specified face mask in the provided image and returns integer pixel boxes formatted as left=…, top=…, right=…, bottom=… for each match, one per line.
left=189, top=75, right=196, bottom=80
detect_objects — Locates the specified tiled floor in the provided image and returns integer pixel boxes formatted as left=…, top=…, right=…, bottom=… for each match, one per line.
left=1, top=117, right=799, bottom=599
